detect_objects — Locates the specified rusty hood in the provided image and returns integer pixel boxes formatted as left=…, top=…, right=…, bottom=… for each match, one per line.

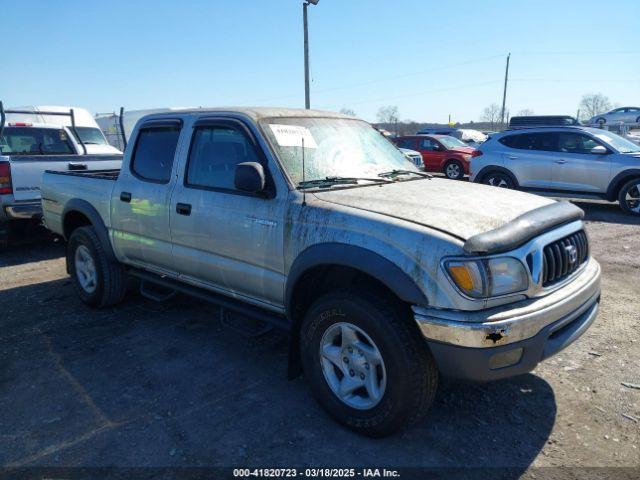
left=312, top=178, right=555, bottom=240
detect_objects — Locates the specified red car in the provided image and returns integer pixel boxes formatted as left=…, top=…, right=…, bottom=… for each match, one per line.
left=393, top=134, right=478, bottom=180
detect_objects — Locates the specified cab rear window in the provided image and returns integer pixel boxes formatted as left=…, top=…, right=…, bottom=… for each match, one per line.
left=0, top=127, right=74, bottom=155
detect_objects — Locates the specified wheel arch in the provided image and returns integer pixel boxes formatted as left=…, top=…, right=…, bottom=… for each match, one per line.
left=475, top=165, right=520, bottom=187
left=285, top=243, right=429, bottom=378
left=62, top=199, right=117, bottom=264
left=606, top=169, right=640, bottom=201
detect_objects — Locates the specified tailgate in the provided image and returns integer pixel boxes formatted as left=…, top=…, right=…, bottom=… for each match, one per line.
left=9, top=154, right=122, bottom=201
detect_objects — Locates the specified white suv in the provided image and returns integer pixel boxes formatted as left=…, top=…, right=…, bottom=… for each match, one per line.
left=470, top=126, right=640, bottom=215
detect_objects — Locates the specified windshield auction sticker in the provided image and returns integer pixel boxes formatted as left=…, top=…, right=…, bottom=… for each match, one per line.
left=269, top=124, right=318, bottom=148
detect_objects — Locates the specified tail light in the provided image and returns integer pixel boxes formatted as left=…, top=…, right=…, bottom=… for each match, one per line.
left=471, top=150, right=483, bottom=157
left=8, top=122, right=32, bottom=127
left=0, top=161, right=12, bottom=194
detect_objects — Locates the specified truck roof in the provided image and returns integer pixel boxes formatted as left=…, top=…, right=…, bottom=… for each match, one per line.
left=138, top=107, right=354, bottom=122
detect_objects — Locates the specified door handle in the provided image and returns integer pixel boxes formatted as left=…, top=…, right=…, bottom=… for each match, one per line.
left=120, top=192, right=132, bottom=203
left=176, top=203, right=192, bottom=216
left=506, top=154, right=518, bottom=159
left=554, top=160, right=567, bottom=164
left=68, top=162, right=87, bottom=171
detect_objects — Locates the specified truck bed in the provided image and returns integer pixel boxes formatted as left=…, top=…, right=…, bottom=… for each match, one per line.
left=44, top=168, right=120, bottom=180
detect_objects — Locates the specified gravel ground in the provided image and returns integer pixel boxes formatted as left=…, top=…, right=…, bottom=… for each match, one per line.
left=0, top=201, right=638, bottom=477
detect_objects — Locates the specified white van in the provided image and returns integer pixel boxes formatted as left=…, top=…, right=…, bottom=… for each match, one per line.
left=7, top=106, right=122, bottom=155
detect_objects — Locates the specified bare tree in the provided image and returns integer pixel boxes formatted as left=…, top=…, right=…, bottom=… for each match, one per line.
left=339, top=108, right=356, bottom=117
left=377, top=105, right=400, bottom=124
left=579, top=93, right=612, bottom=120
left=516, top=108, right=535, bottom=116
left=480, top=103, right=502, bottom=130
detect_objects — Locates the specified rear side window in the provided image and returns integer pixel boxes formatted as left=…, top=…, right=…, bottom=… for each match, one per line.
left=186, top=125, right=261, bottom=191
left=396, top=138, right=416, bottom=149
left=131, top=126, right=181, bottom=183
left=499, top=133, right=556, bottom=151
left=0, top=127, right=74, bottom=155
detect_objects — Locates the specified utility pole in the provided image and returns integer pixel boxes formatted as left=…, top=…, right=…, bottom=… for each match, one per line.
left=303, top=2, right=310, bottom=109
left=500, top=53, right=511, bottom=129
left=303, top=1, right=319, bottom=109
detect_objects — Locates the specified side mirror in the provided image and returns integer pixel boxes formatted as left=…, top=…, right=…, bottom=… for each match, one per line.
left=590, top=145, right=608, bottom=155
left=235, top=162, right=266, bottom=193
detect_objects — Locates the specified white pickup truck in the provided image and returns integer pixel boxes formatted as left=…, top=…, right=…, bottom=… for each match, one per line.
left=41, top=107, right=600, bottom=436
left=0, top=104, right=122, bottom=247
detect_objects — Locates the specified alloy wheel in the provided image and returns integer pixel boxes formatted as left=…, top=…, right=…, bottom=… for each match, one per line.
left=625, top=182, right=640, bottom=213
left=446, top=163, right=461, bottom=179
left=319, top=322, right=387, bottom=410
left=74, top=245, right=98, bottom=293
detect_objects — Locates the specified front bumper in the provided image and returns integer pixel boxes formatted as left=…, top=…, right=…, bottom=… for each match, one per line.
left=4, top=202, right=42, bottom=220
left=413, top=259, right=601, bottom=381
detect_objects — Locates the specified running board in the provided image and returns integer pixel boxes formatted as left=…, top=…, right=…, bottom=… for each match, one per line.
left=129, top=269, right=290, bottom=331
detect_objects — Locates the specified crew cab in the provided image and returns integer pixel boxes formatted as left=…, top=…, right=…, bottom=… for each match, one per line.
left=42, top=108, right=601, bottom=436
left=0, top=105, right=122, bottom=247
left=393, top=134, right=478, bottom=180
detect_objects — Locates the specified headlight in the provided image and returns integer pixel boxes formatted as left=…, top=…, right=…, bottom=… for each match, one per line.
left=444, top=257, right=529, bottom=298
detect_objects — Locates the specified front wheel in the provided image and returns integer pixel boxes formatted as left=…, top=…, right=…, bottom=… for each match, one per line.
left=67, top=226, right=128, bottom=307
left=444, top=161, right=464, bottom=180
left=618, top=178, right=640, bottom=215
left=300, top=289, right=438, bottom=437
left=482, top=171, right=515, bottom=189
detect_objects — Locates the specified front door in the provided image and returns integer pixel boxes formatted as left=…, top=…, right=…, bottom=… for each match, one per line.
left=169, top=118, right=285, bottom=309
left=551, top=132, right=611, bottom=193
left=110, top=119, right=183, bottom=274
left=417, top=137, right=445, bottom=172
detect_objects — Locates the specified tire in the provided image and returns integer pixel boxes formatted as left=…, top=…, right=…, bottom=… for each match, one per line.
left=618, top=178, right=640, bottom=216
left=482, top=171, right=515, bottom=189
left=444, top=160, right=464, bottom=180
left=596, top=117, right=606, bottom=126
left=67, top=226, right=128, bottom=307
left=299, top=289, right=438, bottom=437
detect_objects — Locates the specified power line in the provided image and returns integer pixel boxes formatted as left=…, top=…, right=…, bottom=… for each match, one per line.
left=248, top=54, right=504, bottom=104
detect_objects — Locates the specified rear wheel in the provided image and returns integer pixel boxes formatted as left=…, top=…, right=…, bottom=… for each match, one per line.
left=596, top=117, right=606, bottom=126
left=67, top=226, right=128, bottom=307
left=300, top=289, right=438, bottom=437
left=444, top=160, right=464, bottom=180
left=618, top=178, right=640, bottom=215
left=482, top=171, right=514, bottom=189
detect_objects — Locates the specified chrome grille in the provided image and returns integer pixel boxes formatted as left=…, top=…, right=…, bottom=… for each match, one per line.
left=542, top=230, right=588, bottom=286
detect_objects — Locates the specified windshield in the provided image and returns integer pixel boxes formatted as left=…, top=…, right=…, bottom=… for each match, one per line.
left=0, top=127, right=75, bottom=155
left=260, top=117, right=419, bottom=187
left=438, top=136, right=468, bottom=149
left=70, top=126, right=108, bottom=145
left=592, top=130, right=640, bottom=154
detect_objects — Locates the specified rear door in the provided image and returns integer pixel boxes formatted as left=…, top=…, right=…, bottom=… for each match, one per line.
left=417, top=137, right=445, bottom=171
left=169, top=117, right=285, bottom=309
left=498, top=132, right=555, bottom=189
left=110, top=118, right=183, bottom=274
left=551, top=131, right=611, bottom=193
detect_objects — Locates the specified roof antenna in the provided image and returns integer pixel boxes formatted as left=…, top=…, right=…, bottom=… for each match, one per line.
left=301, top=136, right=307, bottom=206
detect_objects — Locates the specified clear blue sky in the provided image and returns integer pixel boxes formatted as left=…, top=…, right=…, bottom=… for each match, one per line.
left=2, top=0, right=639, bottom=123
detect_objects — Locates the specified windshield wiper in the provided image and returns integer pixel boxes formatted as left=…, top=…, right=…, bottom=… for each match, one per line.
left=378, top=169, right=433, bottom=179
left=298, top=176, right=392, bottom=190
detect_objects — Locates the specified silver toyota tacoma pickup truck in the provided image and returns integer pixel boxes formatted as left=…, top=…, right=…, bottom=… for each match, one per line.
left=41, top=108, right=601, bottom=437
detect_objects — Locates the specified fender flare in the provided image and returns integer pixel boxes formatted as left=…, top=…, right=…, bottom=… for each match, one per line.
left=474, top=165, right=520, bottom=187
left=62, top=198, right=117, bottom=263
left=606, top=169, right=640, bottom=201
left=285, top=243, right=428, bottom=314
